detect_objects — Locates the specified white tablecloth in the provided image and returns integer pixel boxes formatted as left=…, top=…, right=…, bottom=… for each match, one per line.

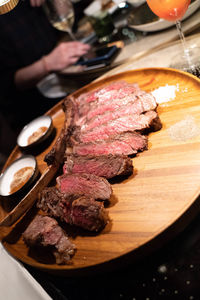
left=0, top=243, right=52, bottom=300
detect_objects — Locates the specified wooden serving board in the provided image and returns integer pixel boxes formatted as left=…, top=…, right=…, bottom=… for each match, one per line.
left=1, top=68, right=200, bottom=275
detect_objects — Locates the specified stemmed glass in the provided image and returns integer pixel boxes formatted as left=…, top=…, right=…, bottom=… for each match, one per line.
left=146, top=0, right=200, bottom=75
left=43, top=0, right=76, bottom=40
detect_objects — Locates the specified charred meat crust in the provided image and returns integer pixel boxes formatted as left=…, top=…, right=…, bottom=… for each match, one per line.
left=44, top=96, right=76, bottom=166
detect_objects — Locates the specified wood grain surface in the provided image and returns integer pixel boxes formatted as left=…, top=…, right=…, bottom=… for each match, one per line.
left=1, top=68, right=200, bottom=275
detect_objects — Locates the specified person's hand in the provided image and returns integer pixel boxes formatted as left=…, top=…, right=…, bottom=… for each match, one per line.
left=43, top=41, right=91, bottom=72
left=30, top=0, right=45, bottom=7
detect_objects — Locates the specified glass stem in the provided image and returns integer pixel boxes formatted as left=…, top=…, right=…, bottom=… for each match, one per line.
left=175, top=20, right=193, bottom=70
left=175, top=20, right=186, bottom=49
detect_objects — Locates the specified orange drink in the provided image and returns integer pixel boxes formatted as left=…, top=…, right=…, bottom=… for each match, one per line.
left=146, top=0, right=191, bottom=21
left=147, top=0, right=199, bottom=77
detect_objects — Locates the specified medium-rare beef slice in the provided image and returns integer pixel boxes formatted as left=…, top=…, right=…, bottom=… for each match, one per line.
left=76, top=111, right=158, bottom=143
left=80, top=94, right=157, bottom=132
left=78, top=86, right=142, bottom=117
left=77, top=89, right=157, bottom=127
left=77, top=89, right=148, bottom=121
left=71, top=131, right=148, bottom=156
left=38, top=187, right=109, bottom=232
left=57, top=173, right=112, bottom=201
left=44, top=97, right=76, bottom=166
left=75, top=81, right=140, bottom=107
left=23, top=215, right=76, bottom=264
left=63, top=154, right=133, bottom=179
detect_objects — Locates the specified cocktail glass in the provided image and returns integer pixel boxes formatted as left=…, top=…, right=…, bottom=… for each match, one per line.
left=146, top=0, right=200, bottom=76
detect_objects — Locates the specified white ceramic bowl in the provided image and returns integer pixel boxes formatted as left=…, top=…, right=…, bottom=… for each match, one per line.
left=126, top=0, right=146, bottom=7
left=0, top=155, right=39, bottom=197
left=128, top=0, right=200, bottom=32
left=37, top=73, right=68, bottom=98
left=17, top=115, right=53, bottom=149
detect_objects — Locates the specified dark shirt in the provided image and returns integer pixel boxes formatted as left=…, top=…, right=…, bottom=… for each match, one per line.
left=0, top=0, right=60, bottom=130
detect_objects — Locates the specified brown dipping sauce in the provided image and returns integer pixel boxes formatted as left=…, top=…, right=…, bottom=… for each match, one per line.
left=10, top=166, right=34, bottom=194
left=27, top=126, right=48, bottom=145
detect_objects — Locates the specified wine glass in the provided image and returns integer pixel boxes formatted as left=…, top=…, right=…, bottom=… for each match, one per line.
left=43, top=0, right=76, bottom=40
left=146, top=0, right=200, bottom=75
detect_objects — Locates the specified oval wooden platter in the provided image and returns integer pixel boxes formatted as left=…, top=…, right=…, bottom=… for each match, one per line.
left=1, top=68, right=200, bottom=275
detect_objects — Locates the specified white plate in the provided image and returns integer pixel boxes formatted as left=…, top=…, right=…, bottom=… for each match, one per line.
left=127, top=0, right=146, bottom=7
left=37, top=73, right=68, bottom=98
left=128, top=0, right=200, bottom=32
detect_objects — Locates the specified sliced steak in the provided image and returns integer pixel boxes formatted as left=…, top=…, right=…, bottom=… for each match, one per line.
left=72, top=131, right=148, bottom=156
left=38, top=187, right=109, bottom=232
left=64, top=196, right=109, bottom=232
left=23, top=215, right=76, bottom=264
left=80, top=94, right=157, bottom=132
left=63, top=154, right=133, bottom=179
left=57, top=173, right=112, bottom=201
left=76, top=111, right=158, bottom=143
left=44, top=82, right=160, bottom=166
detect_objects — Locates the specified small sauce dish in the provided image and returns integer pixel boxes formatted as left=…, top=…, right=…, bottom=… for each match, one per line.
left=0, top=155, right=39, bottom=197
left=17, top=115, right=53, bottom=149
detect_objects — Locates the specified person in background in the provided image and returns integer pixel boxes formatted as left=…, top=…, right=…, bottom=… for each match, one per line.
left=0, top=0, right=90, bottom=162
left=0, top=0, right=90, bottom=131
